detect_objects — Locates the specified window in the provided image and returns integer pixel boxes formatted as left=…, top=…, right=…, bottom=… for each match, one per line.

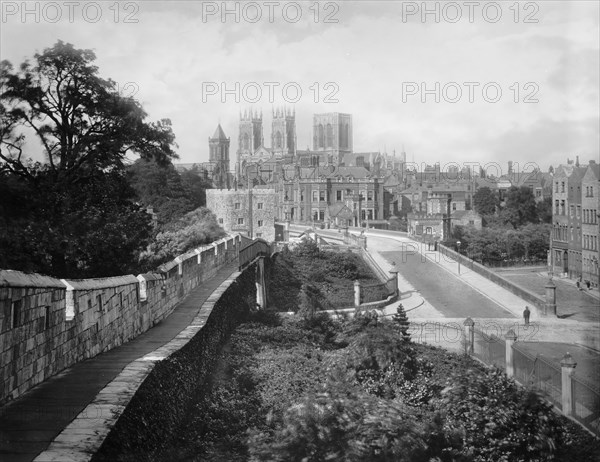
left=469, top=220, right=475, bottom=225
left=234, top=202, right=240, bottom=210
left=218, top=218, right=223, bottom=224
left=319, top=211, right=325, bottom=220
left=555, top=182, right=559, bottom=193
left=257, top=203, right=264, bottom=209
left=367, top=191, right=373, bottom=201
left=452, top=203, right=457, bottom=211
left=576, top=206, right=581, bottom=218
left=237, top=218, right=244, bottom=225
left=97, top=294, right=103, bottom=311
left=561, top=182, right=565, bottom=193
left=257, top=220, right=263, bottom=227
left=320, top=191, right=326, bottom=202
left=313, top=191, right=318, bottom=202
left=336, top=190, right=342, bottom=201
left=256, top=233, right=262, bottom=238
left=11, top=299, right=22, bottom=328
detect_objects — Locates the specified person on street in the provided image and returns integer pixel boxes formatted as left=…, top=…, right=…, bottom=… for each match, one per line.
left=523, top=306, right=531, bottom=326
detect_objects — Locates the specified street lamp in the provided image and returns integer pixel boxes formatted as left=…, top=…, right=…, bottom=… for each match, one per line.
left=457, top=241, right=462, bottom=275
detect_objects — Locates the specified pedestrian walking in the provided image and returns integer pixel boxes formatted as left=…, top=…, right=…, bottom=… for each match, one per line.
left=585, top=280, right=591, bottom=290
left=523, top=306, right=530, bottom=326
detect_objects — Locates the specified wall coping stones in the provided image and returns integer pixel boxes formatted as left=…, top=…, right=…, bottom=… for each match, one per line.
left=0, top=270, right=65, bottom=288
left=137, top=273, right=163, bottom=282
left=158, top=260, right=179, bottom=273
left=62, top=275, right=138, bottom=290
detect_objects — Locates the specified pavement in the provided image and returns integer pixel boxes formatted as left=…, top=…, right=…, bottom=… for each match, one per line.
left=0, top=261, right=239, bottom=462
left=495, top=268, right=599, bottom=323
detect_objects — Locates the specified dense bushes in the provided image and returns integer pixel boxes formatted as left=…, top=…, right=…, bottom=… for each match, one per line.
left=269, top=240, right=385, bottom=312
left=152, top=312, right=600, bottom=461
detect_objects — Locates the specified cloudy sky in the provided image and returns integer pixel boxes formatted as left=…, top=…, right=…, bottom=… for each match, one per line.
left=2, top=1, right=599, bottom=174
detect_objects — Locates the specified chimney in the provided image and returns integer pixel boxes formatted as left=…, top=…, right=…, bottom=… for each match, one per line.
left=576, top=156, right=580, bottom=167
left=508, top=161, right=513, bottom=175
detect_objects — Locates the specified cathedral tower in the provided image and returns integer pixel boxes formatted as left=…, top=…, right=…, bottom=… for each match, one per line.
left=236, top=109, right=263, bottom=180
left=271, top=106, right=296, bottom=162
left=312, top=113, right=353, bottom=166
left=209, top=124, right=230, bottom=189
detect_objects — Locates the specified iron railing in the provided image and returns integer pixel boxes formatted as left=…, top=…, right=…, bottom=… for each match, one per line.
left=472, top=328, right=506, bottom=369
left=238, top=239, right=271, bottom=270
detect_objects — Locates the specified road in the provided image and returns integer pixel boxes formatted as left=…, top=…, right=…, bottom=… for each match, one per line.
left=367, top=234, right=515, bottom=319
left=293, top=226, right=515, bottom=319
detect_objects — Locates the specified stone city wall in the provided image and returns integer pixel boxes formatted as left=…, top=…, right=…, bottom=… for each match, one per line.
left=0, top=235, right=241, bottom=404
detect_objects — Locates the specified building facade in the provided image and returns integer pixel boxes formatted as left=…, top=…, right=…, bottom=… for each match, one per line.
left=207, top=188, right=277, bottom=242
left=278, top=165, right=385, bottom=227
left=581, top=162, right=599, bottom=287
left=550, top=162, right=589, bottom=279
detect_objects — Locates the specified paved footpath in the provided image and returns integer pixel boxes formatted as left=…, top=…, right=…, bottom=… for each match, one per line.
left=0, top=262, right=239, bottom=462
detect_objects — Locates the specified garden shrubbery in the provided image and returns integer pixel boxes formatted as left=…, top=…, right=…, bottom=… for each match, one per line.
left=170, top=311, right=600, bottom=461
left=269, top=240, right=385, bottom=311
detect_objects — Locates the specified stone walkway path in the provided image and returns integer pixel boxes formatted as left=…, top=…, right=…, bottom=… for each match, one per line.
left=0, top=262, right=238, bottom=462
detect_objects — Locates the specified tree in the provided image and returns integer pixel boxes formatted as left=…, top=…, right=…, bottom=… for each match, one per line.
left=128, top=159, right=197, bottom=228
left=180, top=167, right=212, bottom=208
left=0, top=170, right=152, bottom=277
left=1, top=41, right=177, bottom=181
left=392, top=304, right=411, bottom=342
left=504, top=186, right=538, bottom=227
left=139, top=207, right=225, bottom=269
left=0, top=41, right=177, bottom=277
left=537, top=196, right=552, bottom=223
left=472, top=186, right=498, bottom=216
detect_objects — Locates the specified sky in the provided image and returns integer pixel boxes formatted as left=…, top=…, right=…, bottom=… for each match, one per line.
left=1, top=0, right=599, bottom=175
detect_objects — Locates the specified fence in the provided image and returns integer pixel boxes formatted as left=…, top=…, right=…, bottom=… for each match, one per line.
left=484, top=259, right=547, bottom=269
left=472, top=328, right=506, bottom=369
left=472, top=332, right=600, bottom=435
left=572, top=375, right=600, bottom=434
left=512, top=345, right=562, bottom=408
left=238, top=239, right=271, bottom=269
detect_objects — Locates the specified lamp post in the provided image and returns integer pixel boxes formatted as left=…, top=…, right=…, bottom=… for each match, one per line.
left=457, top=241, right=462, bottom=275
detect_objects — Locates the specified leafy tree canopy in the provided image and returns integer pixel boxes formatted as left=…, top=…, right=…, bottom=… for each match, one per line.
left=139, top=207, right=225, bottom=270
left=503, top=185, right=539, bottom=228
left=127, top=159, right=210, bottom=229
left=1, top=40, right=177, bottom=182
left=0, top=41, right=178, bottom=277
left=472, top=186, right=498, bottom=216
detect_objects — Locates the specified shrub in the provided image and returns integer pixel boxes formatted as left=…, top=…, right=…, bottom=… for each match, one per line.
left=438, top=367, right=566, bottom=461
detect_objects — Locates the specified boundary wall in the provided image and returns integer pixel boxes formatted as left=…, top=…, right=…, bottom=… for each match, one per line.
left=0, top=235, right=241, bottom=404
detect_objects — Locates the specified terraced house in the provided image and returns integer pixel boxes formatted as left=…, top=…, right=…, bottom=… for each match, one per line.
left=550, top=159, right=594, bottom=280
